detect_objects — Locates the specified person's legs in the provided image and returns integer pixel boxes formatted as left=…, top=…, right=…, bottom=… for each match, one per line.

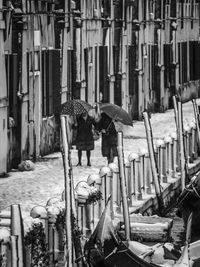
left=77, top=150, right=82, bottom=166
left=86, top=150, right=91, bottom=166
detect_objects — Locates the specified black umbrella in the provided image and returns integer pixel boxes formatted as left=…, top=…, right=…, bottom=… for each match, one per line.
left=99, top=103, right=133, bottom=126
left=60, top=99, right=93, bottom=116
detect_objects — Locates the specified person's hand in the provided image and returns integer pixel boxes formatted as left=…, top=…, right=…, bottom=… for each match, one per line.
left=101, top=129, right=106, bottom=134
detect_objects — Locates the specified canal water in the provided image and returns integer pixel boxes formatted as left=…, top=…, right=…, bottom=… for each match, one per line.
left=165, top=206, right=185, bottom=248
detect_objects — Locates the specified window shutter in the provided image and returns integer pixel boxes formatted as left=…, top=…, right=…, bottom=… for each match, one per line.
left=51, top=49, right=61, bottom=114
left=5, top=54, right=18, bottom=121
left=84, top=48, right=88, bottom=102
left=129, top=45, right=139, bottom=119
left=42, top=49, right=61, bottom=116
left=182, top=42, right=187, bottom=83
left=189, top=41, right=194, bottom=81
left=99, top=46, right=109, bottom=102
left=42, top=50, right=47, bottom=116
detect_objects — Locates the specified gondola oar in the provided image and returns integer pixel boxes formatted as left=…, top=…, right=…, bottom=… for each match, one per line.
left=143, top=112, right=164, bottom=216
left=117, top=131, right=131, bottom=241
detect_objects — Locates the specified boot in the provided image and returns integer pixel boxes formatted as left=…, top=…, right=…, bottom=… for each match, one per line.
left=77, top=150, right=82, bottom=166
left=87, top=151, right=91, bottom=166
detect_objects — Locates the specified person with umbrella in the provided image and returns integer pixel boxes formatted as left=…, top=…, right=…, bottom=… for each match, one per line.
left=96, top=112, right=118, bottom=164
left=73, top=112, right=97, bottom=166
left=95, top=102, right=133, bottom=164
left=60, top=99, right=97, bottom=166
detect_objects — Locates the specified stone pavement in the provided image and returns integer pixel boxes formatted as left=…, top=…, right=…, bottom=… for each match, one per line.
left=0, top=99, right=199, bottom=230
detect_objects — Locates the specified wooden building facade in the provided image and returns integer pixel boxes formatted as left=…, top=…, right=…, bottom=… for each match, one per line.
left=0, top=0, right=200, bottom=175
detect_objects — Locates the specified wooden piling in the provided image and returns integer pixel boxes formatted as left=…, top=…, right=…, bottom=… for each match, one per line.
left=117, top=132, right=131, bottom=241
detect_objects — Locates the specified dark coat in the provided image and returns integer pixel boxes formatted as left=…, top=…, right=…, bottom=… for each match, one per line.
left=74, top=115, right=96, bottom=151
left=97, top=113, right=118, bottom=157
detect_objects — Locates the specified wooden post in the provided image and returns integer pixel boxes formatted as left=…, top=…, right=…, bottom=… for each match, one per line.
left=192, top=99, right=200, bottom=150
left=61, top=116, right=84, bottom=267
left=173, top=96, right=181, bottom=171
left=0, top=0, right=8, bottom=175
left=171, top=132, right=179, bottom=172
left=144, top=152, right=152, bottom=195
left=177, top=101, right=187, bottom=191
left=109, top=163, right=121, bottom=213
left=11, top=205, right=25, bottom=267
left=60, top=116, right=73, bottom=267
left=173, top=95, right=179, bottom=130
left=128, top=153, right=139, bottom=203
left=143, top=112, right=164, bottom=216
left=117, top=132, right=130, bottom=241
left=10, top=235, right=18, bottom=267
left=190, top=122, right=198, bottom=159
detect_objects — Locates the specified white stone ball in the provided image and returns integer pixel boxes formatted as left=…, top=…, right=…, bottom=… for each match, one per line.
left=99, top=166, right=111, bottom=177
left=30, top=206, right=48, bottom=219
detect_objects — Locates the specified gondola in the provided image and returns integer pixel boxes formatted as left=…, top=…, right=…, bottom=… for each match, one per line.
left=84, top=198, right=196, bottom=267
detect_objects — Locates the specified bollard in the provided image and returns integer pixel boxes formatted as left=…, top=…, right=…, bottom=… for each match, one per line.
left=144, top=152, right=153, bottom=195
left=87, top=174, right=103, bottom=228
left=139, top=149, right=147, bottom=197
left=128, top=153, right=142, bottom=202
left=190, top=122, right=197, bottom=160
left=164, top=136, right=174, bottom=178
left=46, top=197, right=61, bottom=207
left=169, top=135, right=175, bottom=177
left=124, top=158, right=131, bottom=206
left=155, top=140, right=162, bottom=184
left=109, top=163, right=120, bottom=214
left=164, top=136, right=170, bottom=177
left=99, top=166, right=113, bottom=212
left=30, top=205, right=48, bottom=244
left=187, top=126, right=193, bottom=163
left=154, top=144, right=159, bottom=168
left=156, top=139, right=167, bottom=183
left=76, top=200, right=91, bottom=238
left=46, top=205, right=61, bottom=266
left=11, top=204, right=25, bottom=267
left=184, top=125, right=191, bottom=164
left=161, top=140, right=167, bottom=183
left=171, top=132, right=179, bottom=172
left=10, top=235, right=19, bottom=267
left=75, top=181, right=92, bottom=238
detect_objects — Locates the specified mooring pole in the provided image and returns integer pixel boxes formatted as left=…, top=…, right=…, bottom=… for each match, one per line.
left=177, top=101, right=187, bottom=191
left=60, top=115, right=73, bottom=267
left=192, top=98, right=200, bottom=147
left=143, top=112, right=164, bottom=216
left=117, top=131, right=131, bottom=241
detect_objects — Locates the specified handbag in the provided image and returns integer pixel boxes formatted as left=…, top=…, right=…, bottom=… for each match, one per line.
left=92, top=126, right=100, bottom=141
